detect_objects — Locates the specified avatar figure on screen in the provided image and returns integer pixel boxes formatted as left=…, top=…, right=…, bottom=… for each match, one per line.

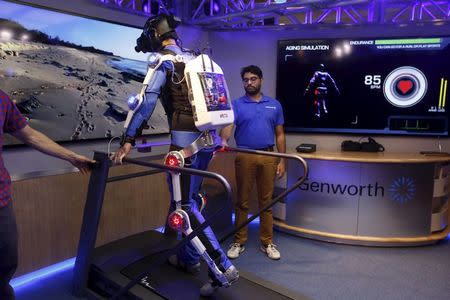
left=303, top=64, right=340, bottom=118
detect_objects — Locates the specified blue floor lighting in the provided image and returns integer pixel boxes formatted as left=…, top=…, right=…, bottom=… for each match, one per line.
left=11, top=257, right=75, bottom=289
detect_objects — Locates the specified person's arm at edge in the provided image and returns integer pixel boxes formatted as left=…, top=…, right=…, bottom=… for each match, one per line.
left=219, top=98, right=238, bottom=148
left=275, top=124, right=286, bottom=179
left=11, top=125, right=95, bottom=174
left=219, top=124, right=234, bottom=147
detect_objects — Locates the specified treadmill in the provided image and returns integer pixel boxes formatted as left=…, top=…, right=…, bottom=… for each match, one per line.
left=72, top=150, right=308, bottom=299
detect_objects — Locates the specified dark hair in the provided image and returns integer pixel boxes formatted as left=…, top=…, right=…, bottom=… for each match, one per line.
left=240, top=65, right=263, bottom=79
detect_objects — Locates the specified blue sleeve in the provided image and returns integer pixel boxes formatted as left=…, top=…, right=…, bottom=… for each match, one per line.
left=125, top=61, right=172, bottom=137
left=231, top=99, right=238, bottom=124
left=276, top=101, right=284, bottom=126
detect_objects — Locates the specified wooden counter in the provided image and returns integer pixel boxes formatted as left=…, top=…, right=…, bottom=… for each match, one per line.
left=292, top=150, right=450, bottom=163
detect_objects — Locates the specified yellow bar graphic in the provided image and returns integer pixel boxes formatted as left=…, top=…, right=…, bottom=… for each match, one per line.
left=439, top=78, right=444, bottom=108
left=443, top=79, right=448, bottom=109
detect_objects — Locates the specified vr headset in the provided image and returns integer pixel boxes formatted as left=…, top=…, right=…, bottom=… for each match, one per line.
left=341, top=137, right=385, bottom=152
left=135, top=14, right=181, bottom=53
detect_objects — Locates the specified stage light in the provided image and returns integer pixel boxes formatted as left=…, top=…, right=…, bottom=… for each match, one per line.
left=142, top=0, right=149, bottom=13
left=204, top=0, right=220, bottom=16
left=142, top=0, right=159, bottom=14
left=343, top=43, right=351, bottom=54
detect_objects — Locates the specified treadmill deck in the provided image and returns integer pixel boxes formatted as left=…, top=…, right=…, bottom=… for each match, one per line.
left=88, top=230, right=307, bottom=300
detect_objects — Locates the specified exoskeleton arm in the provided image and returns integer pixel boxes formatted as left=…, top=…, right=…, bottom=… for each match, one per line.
left=121, top=54, right=178, bottom=146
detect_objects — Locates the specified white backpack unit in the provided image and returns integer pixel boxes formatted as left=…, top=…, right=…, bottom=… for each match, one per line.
left=184, top=54, right=234, bottom=131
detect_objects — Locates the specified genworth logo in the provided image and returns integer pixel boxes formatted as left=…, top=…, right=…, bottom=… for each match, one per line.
left=388, top=177, right=416, bottom=204
left=298, top=177, right=416, bottom=202
left=298, top=179, right=385, bottom=197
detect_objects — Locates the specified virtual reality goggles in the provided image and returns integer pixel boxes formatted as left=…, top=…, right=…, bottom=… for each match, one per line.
left=135, top=14, right=181, bottom=53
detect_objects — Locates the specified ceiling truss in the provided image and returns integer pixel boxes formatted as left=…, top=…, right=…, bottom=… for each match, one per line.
left=94, top=0, right=171, bottom=16
left=94, top=0, right=450, bottom=29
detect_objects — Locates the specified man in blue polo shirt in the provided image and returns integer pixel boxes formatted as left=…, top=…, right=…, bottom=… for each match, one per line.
left=220, top=65, right=286, bottom=260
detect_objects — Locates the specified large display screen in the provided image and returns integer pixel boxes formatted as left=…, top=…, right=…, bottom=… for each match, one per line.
left=277, top=36, right=450, bottom=136
left=0, top=0, right=169, bottom=145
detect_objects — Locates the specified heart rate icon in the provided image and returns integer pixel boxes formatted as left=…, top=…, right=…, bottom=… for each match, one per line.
left=397, top=80, right=413, bottom=94
left=383, top=66, right=427, bottom=108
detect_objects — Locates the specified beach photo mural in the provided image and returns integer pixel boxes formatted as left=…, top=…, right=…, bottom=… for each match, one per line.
left=0, top=0, right=169, bottom=145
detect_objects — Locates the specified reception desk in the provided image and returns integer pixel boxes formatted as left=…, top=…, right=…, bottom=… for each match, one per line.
left=273, top=151, right=450, bottom=246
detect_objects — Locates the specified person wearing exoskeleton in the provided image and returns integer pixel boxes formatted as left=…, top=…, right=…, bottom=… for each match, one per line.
left=304, top=63, right=340, bottom=118
left=112, top=14, right=238, bottom=297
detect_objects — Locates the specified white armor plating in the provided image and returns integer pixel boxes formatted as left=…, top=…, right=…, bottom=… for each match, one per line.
left=164, top=151, right=230, bottom=286
left=184, top=54, right=234, bottom=131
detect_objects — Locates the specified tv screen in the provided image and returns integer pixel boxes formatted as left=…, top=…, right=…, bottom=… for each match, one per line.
left=0, top=0, right=169, bottom=145
left=277, top=36, right=450, bottom=136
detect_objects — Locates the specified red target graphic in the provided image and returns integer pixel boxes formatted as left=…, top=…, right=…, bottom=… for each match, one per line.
left=383, top=67, right=427, bottom=108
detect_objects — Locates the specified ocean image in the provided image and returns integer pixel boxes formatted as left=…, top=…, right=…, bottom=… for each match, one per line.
left=0, top=0, right=169, bottom=145
left=107, top=58, right=149, bottom=77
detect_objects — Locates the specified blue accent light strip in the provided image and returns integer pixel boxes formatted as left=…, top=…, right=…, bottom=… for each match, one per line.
left=11, top=258, right=75, bottom=289
left=232, top=213, right=260, bottom=224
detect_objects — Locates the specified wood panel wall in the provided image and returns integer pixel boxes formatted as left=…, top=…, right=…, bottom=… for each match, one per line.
left=12, top=157, right=171, bottom=276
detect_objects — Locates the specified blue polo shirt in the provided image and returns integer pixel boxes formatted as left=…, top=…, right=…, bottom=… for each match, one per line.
left=232, top=94, right=284, bottom=149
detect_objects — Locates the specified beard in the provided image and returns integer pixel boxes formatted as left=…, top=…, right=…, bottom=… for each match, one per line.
left=245, top=85, right=261, bottom=95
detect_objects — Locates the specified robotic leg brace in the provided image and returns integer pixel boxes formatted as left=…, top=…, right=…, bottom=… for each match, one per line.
left=164, top=130, right=232, bottom=288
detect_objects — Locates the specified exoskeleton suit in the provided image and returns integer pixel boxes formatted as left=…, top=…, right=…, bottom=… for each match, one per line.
left=120, top=14, right=238, bottom=296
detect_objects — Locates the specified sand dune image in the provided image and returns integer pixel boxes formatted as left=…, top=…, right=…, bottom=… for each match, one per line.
left=0, top=19, right=169, bottom=146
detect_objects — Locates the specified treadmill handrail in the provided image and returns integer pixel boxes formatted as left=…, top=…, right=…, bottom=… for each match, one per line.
left=111, top=148, right=308, bottom=299
left=123, top=156, right=232, bottom=187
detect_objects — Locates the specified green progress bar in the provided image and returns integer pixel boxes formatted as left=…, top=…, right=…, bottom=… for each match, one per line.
left=375, top=38, right=441, bottom=45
